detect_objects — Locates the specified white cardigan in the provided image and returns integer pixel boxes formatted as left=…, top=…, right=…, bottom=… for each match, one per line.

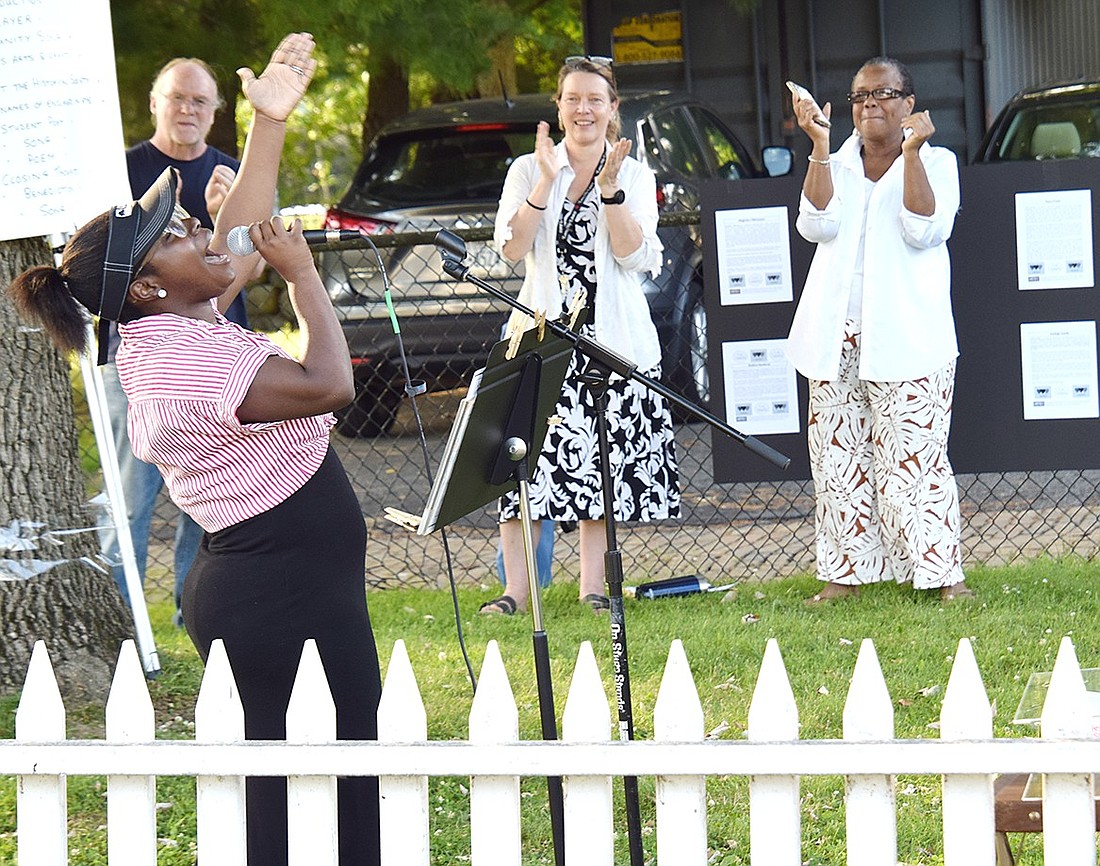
left=493, top=140, right=664, bottom=372
left=785, top=131, right=961, bottom=382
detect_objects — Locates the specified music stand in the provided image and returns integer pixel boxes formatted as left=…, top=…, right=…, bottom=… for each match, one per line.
left=412, top=323, right=575, bottom=866
left=433, top=229, right=790, bottom=866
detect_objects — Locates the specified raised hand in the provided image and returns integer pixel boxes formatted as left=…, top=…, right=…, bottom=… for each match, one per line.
left=793, top=91, right=832, bottom=149
left=236, top=32, right=317, bottom=122
left=902, top=109, right=935, bottom=151
left=533, top=120, right=557, bottom=181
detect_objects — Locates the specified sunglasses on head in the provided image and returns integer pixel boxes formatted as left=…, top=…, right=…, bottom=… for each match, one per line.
left=565, top=55, right=613, bottom=68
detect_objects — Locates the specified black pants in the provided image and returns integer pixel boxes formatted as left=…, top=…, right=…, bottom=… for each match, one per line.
left=183, top=448, right=381, bottom=866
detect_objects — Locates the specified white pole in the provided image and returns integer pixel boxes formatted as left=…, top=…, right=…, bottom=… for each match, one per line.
left=80, top=322, right=159, bottom=677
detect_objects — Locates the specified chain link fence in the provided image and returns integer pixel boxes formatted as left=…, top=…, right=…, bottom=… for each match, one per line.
left=76, top=212, right=1100, bottom=601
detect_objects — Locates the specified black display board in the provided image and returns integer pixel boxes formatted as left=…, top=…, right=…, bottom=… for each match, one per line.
left=701, top=161, right=1100, bottom=482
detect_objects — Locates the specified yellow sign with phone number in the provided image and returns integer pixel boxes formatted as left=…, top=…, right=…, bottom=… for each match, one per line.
left=612, top=11, right=684, bottom=65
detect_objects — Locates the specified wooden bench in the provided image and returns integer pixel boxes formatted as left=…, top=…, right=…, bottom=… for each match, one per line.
left=994, top=772, right=1100, bottom=865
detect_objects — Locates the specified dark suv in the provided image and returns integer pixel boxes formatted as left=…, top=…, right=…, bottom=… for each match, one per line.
left=321, top=91, right=792, bottom=436
left=974, top=79, right=1100, bottom=163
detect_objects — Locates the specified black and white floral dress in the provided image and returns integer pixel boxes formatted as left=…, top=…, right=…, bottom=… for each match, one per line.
left=499, top=192, right=681, bottom=523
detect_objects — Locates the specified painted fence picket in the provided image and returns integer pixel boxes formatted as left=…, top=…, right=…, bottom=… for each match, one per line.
left=940, top=638, right=996, bottom=865
left=747, top=637, right=801, bottom=865
left=286, top=639, right=339, bottom=866
left=7, top=633, right=1100, bottom=865
left=843, top=639, right=897, bottom=866
left=15, top=640, right=68, bottom=866
left=105, top=639, right=157, bottom=866
left=469, top=640, right=520, bottom=866
left=653, top=638, right=706, bottom=864
left=1041, top=636, right=1097, bottom=866
left=194, top=638, right=247, bottom=866
left=377, top=639, right=430, bottom=866
left=562, top=641, right=613, bottom=866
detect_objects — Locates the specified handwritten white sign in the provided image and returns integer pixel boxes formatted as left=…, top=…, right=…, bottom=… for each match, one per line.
left=0, top=0, right=129, bottom=241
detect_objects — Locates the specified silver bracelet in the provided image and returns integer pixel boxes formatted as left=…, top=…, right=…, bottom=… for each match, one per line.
left=807, top=155, right=831, bottom=166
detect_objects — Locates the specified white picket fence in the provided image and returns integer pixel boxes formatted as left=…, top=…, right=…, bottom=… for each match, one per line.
left=3, top=634, right=1100, bottom=865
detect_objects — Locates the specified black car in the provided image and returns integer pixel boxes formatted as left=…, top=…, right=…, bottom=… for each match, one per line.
left=320, top=91, right=792, bottom=436
left=974, top=79, right=1100, bottom=163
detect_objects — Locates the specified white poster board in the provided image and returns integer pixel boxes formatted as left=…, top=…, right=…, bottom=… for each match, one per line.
left=714, top=206, right=794, bottom=305
left=721, top=338, right=800, bottom=435
left=0, top=0, right=130, bottom=240
left=1014, top=189, right=1094, bottom=291
left=1019, top=321, right=1099, bottom=420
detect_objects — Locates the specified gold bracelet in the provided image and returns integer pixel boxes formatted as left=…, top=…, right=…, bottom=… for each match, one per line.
left=807, top=155, right=831, bottom=166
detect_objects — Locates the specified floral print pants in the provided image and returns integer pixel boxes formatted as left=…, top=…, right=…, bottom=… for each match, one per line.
left=807, top=327, right=965, bottom=589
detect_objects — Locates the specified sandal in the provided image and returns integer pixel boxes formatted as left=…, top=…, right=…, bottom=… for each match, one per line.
left=940, top=583, right=976, bottom=602
left=804, top=583, right=860, bottom=606
left=581, top=593, right=610, bottom=613
left=479, top=595, right=518, bottom=616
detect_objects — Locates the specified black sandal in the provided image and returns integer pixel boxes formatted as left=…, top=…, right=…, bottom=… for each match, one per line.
left=581, top=593, right=610, bottom=613
left=479, top=595, right=518, bottom=616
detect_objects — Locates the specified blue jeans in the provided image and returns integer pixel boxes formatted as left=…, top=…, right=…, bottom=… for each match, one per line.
left=99, top=364, right=203, bottom=611
left=496, top=520, right=555, bottom=589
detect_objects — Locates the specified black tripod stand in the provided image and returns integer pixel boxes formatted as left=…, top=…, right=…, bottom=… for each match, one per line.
left=408, top=320, right=574, bottom=865
left=434, top=229, right=790, bottom=865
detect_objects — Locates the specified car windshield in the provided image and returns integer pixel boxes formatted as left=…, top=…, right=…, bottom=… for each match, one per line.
left=340, top=127, right=538, bottom=210
left=993, top=94, right=1100, bottom=160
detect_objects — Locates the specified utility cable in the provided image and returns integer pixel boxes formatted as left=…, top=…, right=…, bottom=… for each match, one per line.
left=358, top=233, right=478, bottom=693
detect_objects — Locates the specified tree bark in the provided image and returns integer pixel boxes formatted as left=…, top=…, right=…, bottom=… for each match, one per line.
left=476, top=33, right=517, bottom=99
left=0, top=237, right=132, bottom=702
left=362, top=53, right=410, bottom=152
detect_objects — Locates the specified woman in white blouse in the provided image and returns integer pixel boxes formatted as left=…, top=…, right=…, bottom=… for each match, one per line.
left=482, top=56, right=681, bottom=616
left=787, top=56, right=972, bottom=604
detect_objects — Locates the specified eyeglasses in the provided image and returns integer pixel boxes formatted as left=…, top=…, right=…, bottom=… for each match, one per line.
left=157, top=91, right=215, bottom=111
left=162, top=204, right=192, bottom=239
left=847, top=87, right=909, bottom=103
left=565, top=55, right=613, bottom=68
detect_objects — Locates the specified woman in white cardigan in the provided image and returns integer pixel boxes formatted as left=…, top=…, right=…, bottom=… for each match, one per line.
left=482, top=56, right=680, bottom=615
left=787, top=56, right=972, bottom=604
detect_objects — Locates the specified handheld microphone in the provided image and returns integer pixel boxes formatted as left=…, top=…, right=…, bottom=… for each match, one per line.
left=226, top=225, right=363, bottom=256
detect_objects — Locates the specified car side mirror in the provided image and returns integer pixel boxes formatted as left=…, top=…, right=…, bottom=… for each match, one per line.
left=762, top=146, right=794, bottom=177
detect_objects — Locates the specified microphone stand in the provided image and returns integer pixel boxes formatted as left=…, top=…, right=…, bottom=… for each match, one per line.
left=434, top=230, right=789, bottom=866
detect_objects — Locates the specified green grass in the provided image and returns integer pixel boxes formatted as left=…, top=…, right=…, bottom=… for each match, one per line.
left=1, top=557, right=1098, bottom=864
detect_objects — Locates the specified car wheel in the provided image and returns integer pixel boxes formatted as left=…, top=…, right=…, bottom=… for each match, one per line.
left=669, top=276, right=710, bottom=419
left=685, top=287, right=710, bottom=408
left=334, top=365, right=403, bottom=438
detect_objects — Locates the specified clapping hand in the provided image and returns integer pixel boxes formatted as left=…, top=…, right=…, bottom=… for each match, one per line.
left=236, top=32, right=317, bottom=122
left=598, top=137, right=632, bottom=197
left=204, top=165, right=236, bottom=220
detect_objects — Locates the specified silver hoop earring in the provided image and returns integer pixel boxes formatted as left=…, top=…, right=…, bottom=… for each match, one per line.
left=156, top=288, right=167, bottom=299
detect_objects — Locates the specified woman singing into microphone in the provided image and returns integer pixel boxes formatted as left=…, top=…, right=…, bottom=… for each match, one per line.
left=8, top=33, right=381, bottom=866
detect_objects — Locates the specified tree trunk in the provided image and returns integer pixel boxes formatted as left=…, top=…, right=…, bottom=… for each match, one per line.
left=0, top=237, right=132, bottom=702
left=362, top=54, right=410, bottom=151
left=476, top=37, right=517, bottom=100
left=209, top=83, right=242, bottom=158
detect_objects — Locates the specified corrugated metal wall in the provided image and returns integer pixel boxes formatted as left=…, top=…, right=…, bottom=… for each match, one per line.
left=981, top=0, right=1100, bottom=123
left=585, top=0, right=1099, bottom=163
left=585, top=0, right=985, bottom=161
